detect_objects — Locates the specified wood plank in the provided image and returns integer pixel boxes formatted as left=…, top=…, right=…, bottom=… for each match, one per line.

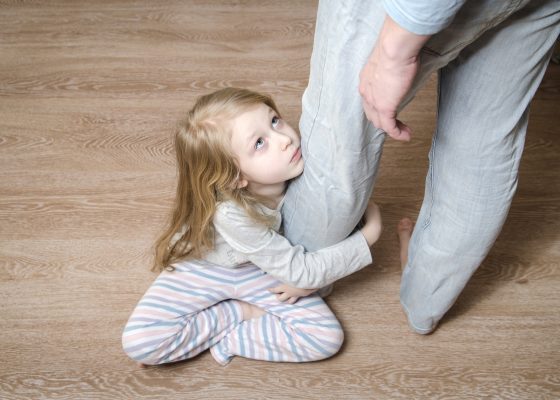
left=1, top=1, right=559, bottom=398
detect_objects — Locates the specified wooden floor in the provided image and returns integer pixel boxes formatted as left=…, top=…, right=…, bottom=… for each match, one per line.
left=1, top=1, right=559, bottom=399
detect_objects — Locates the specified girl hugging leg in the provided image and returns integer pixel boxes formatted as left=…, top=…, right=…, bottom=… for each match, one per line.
left=122, top=87, right=378, bottom=367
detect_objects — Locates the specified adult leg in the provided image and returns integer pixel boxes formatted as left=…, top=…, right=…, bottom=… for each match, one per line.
left=210, top=265, right=344, bottom=365
left=400, top=0, right=560, bottom=334
left=282, top=0, right=387, bottom=251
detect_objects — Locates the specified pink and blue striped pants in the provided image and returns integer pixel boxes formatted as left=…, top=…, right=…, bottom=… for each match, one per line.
left=122, top=261, right=344, bottom=365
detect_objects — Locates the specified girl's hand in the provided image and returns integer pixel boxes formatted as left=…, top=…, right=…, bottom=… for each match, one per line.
left=360, top=202, right=383, bottom=246
left=269, top=284, right=317, bottom=304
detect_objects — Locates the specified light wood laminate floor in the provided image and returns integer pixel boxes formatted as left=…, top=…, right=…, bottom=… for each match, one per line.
left=1, top=1, right=559, bottom=399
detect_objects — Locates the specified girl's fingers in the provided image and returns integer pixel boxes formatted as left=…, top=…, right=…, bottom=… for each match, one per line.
left=268, top=285, right=284, bottom=294
left=276, top=292, right=290, bottom=302
left=275, top=293, right=300, bottom=303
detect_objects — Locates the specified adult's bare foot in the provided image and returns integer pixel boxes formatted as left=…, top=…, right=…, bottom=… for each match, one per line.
left=397, top=218, right=414, bottom=269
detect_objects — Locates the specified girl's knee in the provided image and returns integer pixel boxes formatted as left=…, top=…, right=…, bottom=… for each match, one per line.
left=328, top=325, right=345, bottom=357
left=121, top=329, right=170, bottom=366
left=122, top=335, right=155, bottom=365
left=308, top=324, right=345, bottom=361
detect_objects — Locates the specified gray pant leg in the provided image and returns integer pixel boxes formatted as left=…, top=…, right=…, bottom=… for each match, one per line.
left=401, top=0, right=560, bottom=334
left=282, top=0, right=387, bottom=252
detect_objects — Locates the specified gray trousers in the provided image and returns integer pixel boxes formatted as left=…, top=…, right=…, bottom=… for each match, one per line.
left=282, top=0, right=560, bottom=333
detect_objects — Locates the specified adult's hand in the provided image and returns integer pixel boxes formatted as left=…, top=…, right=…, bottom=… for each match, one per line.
left=359, top=16, right=430, bottom=141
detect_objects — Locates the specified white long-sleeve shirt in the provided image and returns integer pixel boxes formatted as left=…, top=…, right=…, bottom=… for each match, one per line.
left=177, top=199, right=373, bottom=289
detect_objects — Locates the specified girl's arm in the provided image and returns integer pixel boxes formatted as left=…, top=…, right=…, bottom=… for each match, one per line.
left=213, top=202, right=381, bottom=289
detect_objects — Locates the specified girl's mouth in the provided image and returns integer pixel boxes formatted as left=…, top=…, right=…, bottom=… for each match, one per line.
left=290, top=147, right=301, bottom=163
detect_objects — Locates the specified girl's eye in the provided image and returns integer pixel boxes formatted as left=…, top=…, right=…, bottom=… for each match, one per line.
left=255, top=137, right=265, bottom=150
left=272, top=116, right=281, bottom=128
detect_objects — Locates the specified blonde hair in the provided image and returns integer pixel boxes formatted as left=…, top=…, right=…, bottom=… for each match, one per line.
left=153, top=87, right=281, bottom=272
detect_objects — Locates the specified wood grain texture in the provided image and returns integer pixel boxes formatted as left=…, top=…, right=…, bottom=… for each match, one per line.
left=1, top=1, right=559, bottom=399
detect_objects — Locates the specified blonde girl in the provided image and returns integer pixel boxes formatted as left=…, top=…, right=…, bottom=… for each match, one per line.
left=122, top=88, right=382, bottom=366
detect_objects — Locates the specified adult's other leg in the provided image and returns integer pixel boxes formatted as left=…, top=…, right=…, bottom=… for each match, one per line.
left=400, top=0, right=560, bottom=334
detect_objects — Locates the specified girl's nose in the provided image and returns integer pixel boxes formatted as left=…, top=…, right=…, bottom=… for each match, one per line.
left=278, top=133, right=292, bottom=150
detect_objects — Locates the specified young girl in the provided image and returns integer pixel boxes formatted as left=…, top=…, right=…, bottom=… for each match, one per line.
left=122, top=88, right=382, bottom=366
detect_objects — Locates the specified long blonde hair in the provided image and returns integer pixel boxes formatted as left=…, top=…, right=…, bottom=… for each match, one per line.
left=153, top=87, right=281, bottom=272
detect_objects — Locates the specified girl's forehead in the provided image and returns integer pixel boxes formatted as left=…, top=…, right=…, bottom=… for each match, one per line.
left=238, top=102, right=269, bottom=115
left=229, top=104, right=271, bottom=146
left=232, top=103, right=270, bottom=128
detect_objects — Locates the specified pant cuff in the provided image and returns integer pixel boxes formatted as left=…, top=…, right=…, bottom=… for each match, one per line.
left=210, top=340, right=233, bottom=366
left=401, top=301, right=437, bottom=335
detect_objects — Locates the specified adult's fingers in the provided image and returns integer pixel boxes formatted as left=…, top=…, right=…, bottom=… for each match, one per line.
left=362, top=100, right=412, bottom=141
left=387, top=119, right=412, bottom=141
left=362, top=99, right=381, bottom=129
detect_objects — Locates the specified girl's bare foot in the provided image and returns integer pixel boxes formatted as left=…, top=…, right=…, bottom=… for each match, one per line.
left=397, top=218, right=414, bottom=269
left=239, top=301, right=266, bottom=321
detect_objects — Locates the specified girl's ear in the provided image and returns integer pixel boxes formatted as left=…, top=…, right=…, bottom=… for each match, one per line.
left=236, top=177, right=248, bottom=189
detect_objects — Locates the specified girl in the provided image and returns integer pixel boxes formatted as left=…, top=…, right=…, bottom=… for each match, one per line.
left=122, top=88, right=382, bottom=366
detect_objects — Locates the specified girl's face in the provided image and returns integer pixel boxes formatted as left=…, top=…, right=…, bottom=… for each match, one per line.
left=230, top=103, right=304, bottom=196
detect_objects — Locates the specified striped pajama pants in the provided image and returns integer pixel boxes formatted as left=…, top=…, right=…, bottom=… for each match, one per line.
left=122, top=261, right=344, bottom=366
